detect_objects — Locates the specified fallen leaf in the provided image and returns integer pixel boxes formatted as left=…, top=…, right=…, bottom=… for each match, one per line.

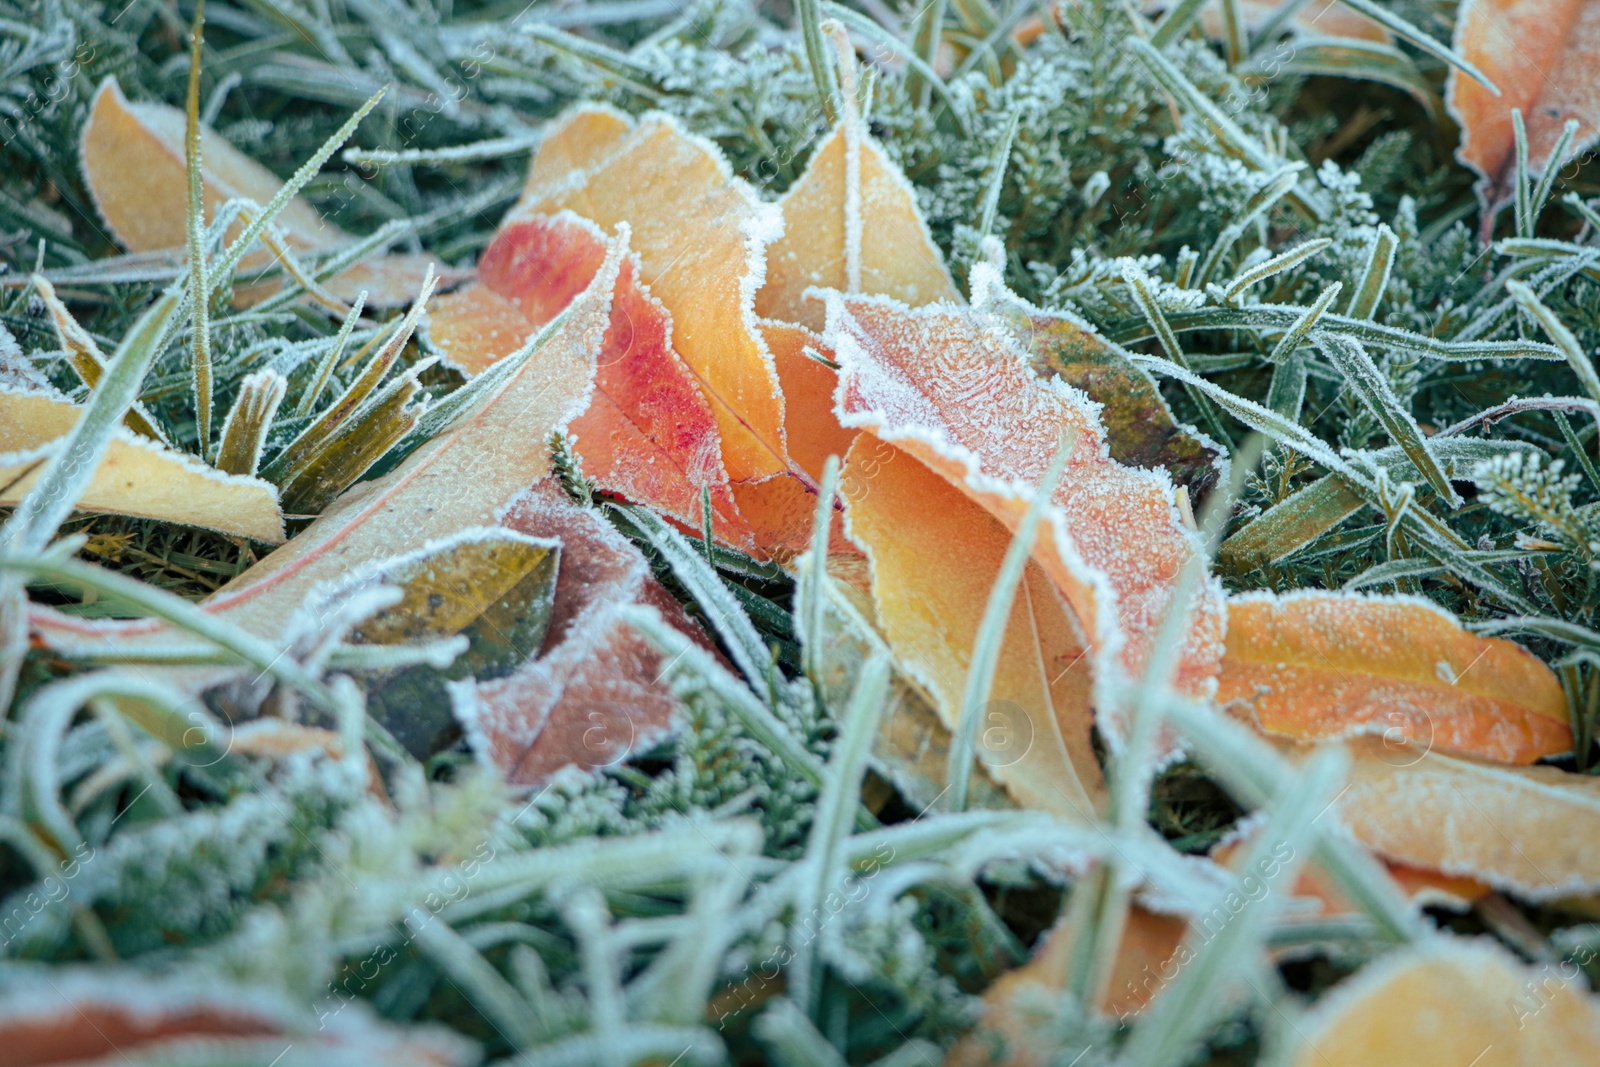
left=0, top=382, right=284, bottom=543
left=1219, top=590, right=1571, bottom=764
left=1288, top=937, right=1600, bottom=1066
left=1210, top=826, right=1489, bottom=924
left=946, top=907, right=1190, bottom=1067
left=824, top=280, right=1224, bottom=747
left=28, top=236, right=708, bottom=786
left=0, top=967, right=475, bottom=1067
left=842, top=432, right=1107, bottom=820
left=428, top=211, right=754, bottom=550
left=342, top=527, right=562, bottom=759
left=1326, top=736, right=1600, bottom=900
left=522, top=102, right=636, bottom=203
left=1448, top=0, right=1600, bottom=206
left=451, top=484, right=711, bottom=785
left=29, top=230, right=616, bottom=678
left=80, top=78, right=444, bottom=307
left=804, top=560, right=1012, bottom=813
left=511, top=108, right=791, bottom=484
left=973, top=270, right=1224, bottom=495
left=755, top=121, right=959, bottom=333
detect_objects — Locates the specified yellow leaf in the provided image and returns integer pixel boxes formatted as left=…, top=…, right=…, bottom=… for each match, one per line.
left=756, top=122, right=959, bottom=332
left=1219, top=590, right=1571, bottom=764
left=80, top=78, right=445, bottom=307
left=842, top=432, right=1106, bottom=820
left=0, top=383, right=283, bottom=543
left=1289, top=938, right=1600, bottom=1066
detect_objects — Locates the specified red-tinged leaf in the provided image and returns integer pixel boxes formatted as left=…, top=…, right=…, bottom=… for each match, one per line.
left=1219, top=590, right=1571, bottom=764
left=452, top=484, right=712, bottom=785
left=1448, top=0, right=1600, bottom=207
left=427, top=212, right=755, bottom=551
left=0, top=967, right=475, bottom=1067
left=511, top=109, right=791, bottom=483
left=824, top=288, right=1223, bottom=747
left=755, top=122, right=959, bottom=333
left=1288, top=938, right=1600, bottom=1066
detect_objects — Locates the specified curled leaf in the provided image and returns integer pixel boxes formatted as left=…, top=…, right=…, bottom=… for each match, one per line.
left=824, top=277, right=1223, bottom=746
left=0, top=383, right=283, bottom=543
left=428, top=212, right=754, bottom=550
left=511, top=108, right=790, bottom=483
left=1329, top=736, right=1600, bottom=900
left=842, top=433, right=1106, bottom=819
left=1220, top=590, right=1571, bottom=764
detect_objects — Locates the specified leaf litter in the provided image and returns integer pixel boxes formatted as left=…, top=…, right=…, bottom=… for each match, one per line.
left=12, top=1, right=1600, bottom=1064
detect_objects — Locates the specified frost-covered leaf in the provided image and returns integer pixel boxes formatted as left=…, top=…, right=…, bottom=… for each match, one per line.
left=824, top=285, right=1223, bottom=751
left=1327, top=736, right=1600, bottom=900
left=27, top=231, right=619, bottom=675
left=339, top=528, right=560, bottom=759
left=1448, top=0, right=1600, bottom=207
left=453, top=484, right=711, bottom=786
left=428, top=211, right=754, bottom=550
left=0, top=383, right=283, bottom=543
left=840, top=436, right=1100, bottom=818
left=755, top=121, right=959, bottom=333
left=1288, top=938, right=1600, bottom=1066
left=1220, top=591, right=1571, bottom=764
left=0, top=966, right=476, bottom=1067
left=511, top=107, right=791, bottom=483
left=79, top=78, right=440, bottom=306
left=975, top=269, right=1224, bottom=495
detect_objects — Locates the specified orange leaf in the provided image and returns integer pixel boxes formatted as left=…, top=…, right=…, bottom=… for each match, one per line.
left=1288, top=938, right=1600, bottom=1066
left=948, top=907, right=1188, bottom=1066
left=1219, top=590, right=1571, bottom=764
left=80, top=78, right=446, bottom=307
left=1448, top=0, right=1600, bottom=206
left=522, top=102, right=635, bottom=203
left=1210, top=827, right=1489, bottom=925
left=842, top=433, right=1106, bottom=819
left=1324, top=736, right=1600, bottom=900
left=0, top=968, right=473, bottom=1067
left=453, top=483, right=713, bottom=786
left=512, top=109, right=791, bottom=483
left=0, top=383, right=284, bottom=543
left=755, top=122, right=958, bottom=332
left=824, top=286, right=1224, bottom=746
left=429, top=212, right=754, bottom=550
